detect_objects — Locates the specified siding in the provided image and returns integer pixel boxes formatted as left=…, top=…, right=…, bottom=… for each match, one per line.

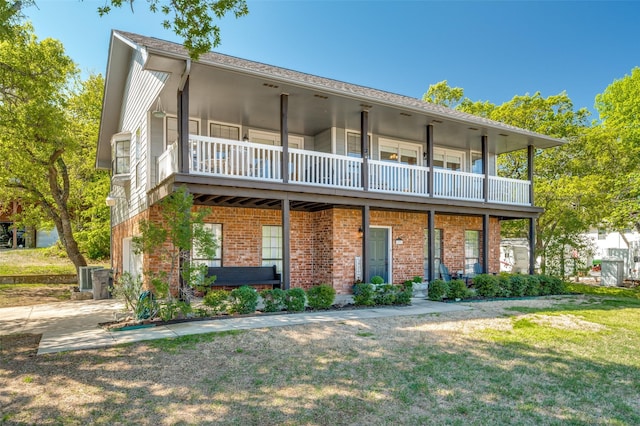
left=112, top=49, right=169, bottom=225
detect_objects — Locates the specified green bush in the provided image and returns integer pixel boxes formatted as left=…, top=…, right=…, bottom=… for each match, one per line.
left=496, top=274, right=512, bottom=298
left=525, top=275, right=541, bottom=296
left=158, top=300, right=192, bottom=321
left=509, top=274, right=528, bottom=297
left=306, top=284, right=336, bottom=310
left=448, top=279, right=470, bottom=300
left=370, top=275, right=385, bottom=285
left=228, top=286, right=259, bottom=314
left=373, top=283, right=396, bottom=305
left=353, top=282, right=374, bottom=306
left=394, top=282, right=413, bottom=305
left=203, top=289, right=230, bottom=314
left=284, top=288, right=306, bottom=312
left=428, top=279, right=448, bottom=301
left=412, top=276, right=423, bottom=283
left=474, top=274, right=499, bottom=298
left=260, top=288, right=286, bottom=312
left=538, top=274, right=566, bottom=295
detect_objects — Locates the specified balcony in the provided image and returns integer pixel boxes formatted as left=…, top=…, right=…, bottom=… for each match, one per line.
left=157, top=135, right=531, bottom=206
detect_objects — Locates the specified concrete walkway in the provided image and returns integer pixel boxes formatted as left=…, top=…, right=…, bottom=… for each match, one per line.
left=0, top=297, right=471, bottom=355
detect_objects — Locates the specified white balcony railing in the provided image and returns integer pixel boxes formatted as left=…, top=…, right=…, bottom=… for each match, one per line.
left=156, top=135, right=531, bottom=206
left=368, top=160, right=428, bottom=196
left=289, top=149, right=363, bottom=189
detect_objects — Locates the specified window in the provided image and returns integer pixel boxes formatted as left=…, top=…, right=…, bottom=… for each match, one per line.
left=111, top=133, right=131, bottom=176
left=379, top=138, right=420, bottom=165
left=424, top=228, right=442, bottom=279
left=346, top=131, right=372, bottom=158
left=471, top=152, right=483, bottom=174
left=165, top=116, right=200, bottom=149
left=262, top=225, right=282, bottom=272
left=434, top=148, right=464, bottom=171
left=464, top=230, right=480, bottom=275
left=192, top=224, right=222, bottom=267
left=210, top=122, right=240, bottom=140
left=247, top=130, right=303, bottom=148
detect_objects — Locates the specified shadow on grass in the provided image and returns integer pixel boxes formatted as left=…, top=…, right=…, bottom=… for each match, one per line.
left=1, top=296, right=639, bottom=425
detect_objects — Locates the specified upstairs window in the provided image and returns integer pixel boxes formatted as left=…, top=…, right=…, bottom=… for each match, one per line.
left=111, top=133, right=131, bottom=177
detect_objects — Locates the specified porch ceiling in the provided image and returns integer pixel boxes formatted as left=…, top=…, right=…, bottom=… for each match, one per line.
left=148, top=57, right=558, bottom=155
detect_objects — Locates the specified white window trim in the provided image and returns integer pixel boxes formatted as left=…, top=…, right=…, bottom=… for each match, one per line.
left=248, top=129, right=304, bottom=149
left=344, top=129, right=373, bottom=158
left=207, top=120, right=242, bottom=140
left=378, top=137, right=422, bottom=164
left=434, top=147, right=466, bottom=172
left=164, top=115, right=201, bottom=149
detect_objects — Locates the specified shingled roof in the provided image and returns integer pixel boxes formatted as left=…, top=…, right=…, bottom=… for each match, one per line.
left=114, top=30, right=564, bottom=146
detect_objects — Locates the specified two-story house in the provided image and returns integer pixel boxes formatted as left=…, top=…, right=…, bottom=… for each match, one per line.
left=97, top=30, right=564, bottom=294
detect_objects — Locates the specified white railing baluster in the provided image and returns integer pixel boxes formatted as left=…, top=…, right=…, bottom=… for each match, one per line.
left=166, top=135, right=531, bottom=205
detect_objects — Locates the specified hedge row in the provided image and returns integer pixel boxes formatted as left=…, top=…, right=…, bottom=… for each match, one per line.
left=427, top=273, right=566, bottom=301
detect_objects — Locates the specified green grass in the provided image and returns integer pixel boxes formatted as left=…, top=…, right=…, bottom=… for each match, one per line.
left=147, top=330, right=244, bottom=353
left=0, top=248, right=78, bottom=275
left=4, top=293, right=640, bottom=425
left=566, top=282, right=640, bottom=299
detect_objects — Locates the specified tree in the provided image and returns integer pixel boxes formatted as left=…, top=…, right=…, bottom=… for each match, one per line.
left=422, top=81, right=595, bottom=274
left=0, top=24, right=108, bottom=269
left=422, top=80, right=465, bottom=109
left=593, top=67, right=640, bottom=237
left=98, top=0, right=249, bottom=59
left=132, top=186, right=218, bottom=299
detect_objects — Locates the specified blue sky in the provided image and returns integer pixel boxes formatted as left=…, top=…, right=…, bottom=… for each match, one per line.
left=28, top=0, right=640, bottom=118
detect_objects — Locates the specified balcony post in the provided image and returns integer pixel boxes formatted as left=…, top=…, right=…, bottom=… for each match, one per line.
left=426, top=124, right=434, bottom=198
left=529, top=218, right=536, bottom=275
left=361, top=110, right=369, bottom=191
left=282, top=198, right=290, bottom=290
left=482, top=135, right=489, bottom=202
left=281, top=93, right=289, bottom=184
left=177, top=76, right=190, bottom=174
left=528, top=144, right=535, bottom=206
left=482, top=214, right=489, bottom=274
left=427, top=209, right=435, bottom=282
left=362, top=205, right=370, bottom=282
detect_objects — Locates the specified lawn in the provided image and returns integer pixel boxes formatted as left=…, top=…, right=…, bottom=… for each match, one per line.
left=1, top=285, right=639, bottom=425
left=0, top=249, right=78, bottom=275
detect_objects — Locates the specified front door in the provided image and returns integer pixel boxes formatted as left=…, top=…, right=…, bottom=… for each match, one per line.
left=369, top=228, right=389, bottom=283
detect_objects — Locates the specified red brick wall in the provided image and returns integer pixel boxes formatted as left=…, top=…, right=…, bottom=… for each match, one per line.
left=111, top=204, right=502, bottom=295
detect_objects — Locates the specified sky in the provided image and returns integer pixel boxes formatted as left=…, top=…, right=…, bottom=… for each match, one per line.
left=27, top=0, right=640, bottom=119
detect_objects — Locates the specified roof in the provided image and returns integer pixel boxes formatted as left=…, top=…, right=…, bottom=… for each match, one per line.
left=97, top=30, right=565, bottom=168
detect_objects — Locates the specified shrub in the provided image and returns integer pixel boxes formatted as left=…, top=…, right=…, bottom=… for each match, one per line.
left=228, top=286, right=259, bottom=314
left=306, top=284, right=336, bottom=310
left=474, top=274, right=499, bottom=298
left=427, top=279, right=448, bottom=301
left=538, top=274, right=565, bottom=295
left=284, top=288, right=306, bottom=312
left=448, top=279, right=470, bottom=300
left=394, top=282, right=413, bottom=305
left=370, top=275, right=385, bottom=285
left=509, top=274, right=528, bottom=297
left=412, top=276, right=423, bottom=283
left=353, top=282, right=374, bottom=306
left=203, top=289, right=230, bottom=314
left=525, top=275, right=541, bottom=296
left=496, top=274, right=512, bottom=298
left=158, top=300, right=192, bottom=321
left=373, top=283, right=396, bottom=305
left=260, top=288, right=286, bottom=312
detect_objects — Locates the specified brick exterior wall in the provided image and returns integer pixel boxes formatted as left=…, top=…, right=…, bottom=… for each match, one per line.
left=111, top=204, right=502, bottom=295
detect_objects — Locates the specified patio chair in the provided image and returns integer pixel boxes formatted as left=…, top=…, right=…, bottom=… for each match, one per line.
left=439, top=264, right=452, bottom=282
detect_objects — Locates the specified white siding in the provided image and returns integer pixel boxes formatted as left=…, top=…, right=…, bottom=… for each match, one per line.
left=112, top=49, right=168, bottom=225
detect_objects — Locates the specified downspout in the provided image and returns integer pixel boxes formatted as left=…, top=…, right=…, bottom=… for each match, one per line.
left=179, top=59, right=191, bottom=91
